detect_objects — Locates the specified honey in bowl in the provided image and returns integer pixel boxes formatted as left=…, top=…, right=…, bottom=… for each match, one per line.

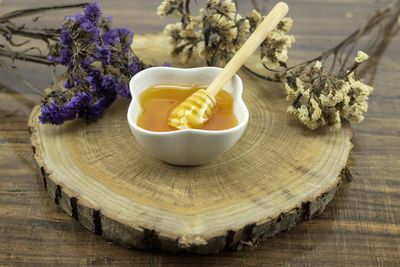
left=137, top=84, right=238, bottom=132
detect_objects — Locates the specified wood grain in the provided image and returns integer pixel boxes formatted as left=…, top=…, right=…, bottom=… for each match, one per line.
left=0, top=0, right=399, bottom=265
left=28, top=33, right=353, bottom=253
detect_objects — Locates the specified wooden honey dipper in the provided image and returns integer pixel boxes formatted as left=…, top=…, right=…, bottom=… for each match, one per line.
left=168, top=2, right=289, bottom=129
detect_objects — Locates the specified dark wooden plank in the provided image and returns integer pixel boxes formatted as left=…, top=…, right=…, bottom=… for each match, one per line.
left=0, top=0, right=399, bottom=265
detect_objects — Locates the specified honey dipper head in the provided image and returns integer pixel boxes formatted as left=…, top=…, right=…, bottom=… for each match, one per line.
left=168, top=89, right=216, bottom=129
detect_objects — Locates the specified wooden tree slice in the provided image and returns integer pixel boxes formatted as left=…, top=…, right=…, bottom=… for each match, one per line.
left=28, top=34, right=353, bottom=254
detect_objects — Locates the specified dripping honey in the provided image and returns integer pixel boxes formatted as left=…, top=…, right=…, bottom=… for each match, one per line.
left=137, top=84, right=238, bottom=132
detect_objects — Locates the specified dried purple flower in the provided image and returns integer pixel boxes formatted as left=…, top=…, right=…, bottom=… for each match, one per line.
left=39, top=103, right=66, bottom=125
left=84, top=0, right=102, bottom=24
left=102, top=27, right=134, bottom=52
left=94, top=45, right=111, bottom=65
left=102, top=28, right=129, bottom=44
left=39, top=92, right=93, bottom=125
left=129, top=57, right=139, bottom=75
left=87, top=94, right=116, bottom=119
left=60, top=27, right=73, bottom=47
left=116, top=80, right=130, bottom=98
left=48, top=47, right=72, bottom=65
left=42, top=1, right=147, bottom=125
left=65, top=92, right=93, bottom=114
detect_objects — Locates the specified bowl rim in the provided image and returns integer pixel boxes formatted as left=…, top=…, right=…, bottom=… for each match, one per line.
left=127, top=66, right=249, bottom=136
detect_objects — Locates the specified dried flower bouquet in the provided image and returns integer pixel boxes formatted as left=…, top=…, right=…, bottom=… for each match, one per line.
left=1, top=0, right=399, bottom=131
left=158, top=0, right=399, bottom=131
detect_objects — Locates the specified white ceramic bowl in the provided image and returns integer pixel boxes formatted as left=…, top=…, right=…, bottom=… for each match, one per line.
left=127, top=67, right=249, bottom=166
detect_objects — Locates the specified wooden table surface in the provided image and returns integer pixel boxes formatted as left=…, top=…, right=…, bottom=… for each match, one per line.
left=1, top=0, right=399, bottom=266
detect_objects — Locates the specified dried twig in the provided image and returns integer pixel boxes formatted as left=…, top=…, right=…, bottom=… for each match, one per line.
left=0, top=2, right=90, bottom=95
left=0, top=57, right=45, bottom=96
left=0, top=48, right=53, bottom=65
left=0, top=2, right=90, bottom=23
left=281, top=0, right=400, bottom=79
left=241, top=0, right=400, bottom=83
left=251, top=0, right=260, bottom=12
left=357, top=7, right=400, bottom=83
left=4, top=27, right=60, bottom=42
left=242, top=65, right=277, bottom=82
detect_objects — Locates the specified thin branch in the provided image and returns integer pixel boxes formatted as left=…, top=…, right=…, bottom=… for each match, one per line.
left=0, top=57, right=45, bottom=96
left=23, top=47, right=42, bottom=55
left=283, top=2, right=399, bottom=75
left=184, top=0, right=191, bottom=15
left=357, top=7, right=400, bottom=82
left=339, top=37, right=359, bottom=75
left=263, top=63, right=281, bottom=72
left=0, top=48, right=53, bottom=65
left=251, top=0, right=260, bottom=12
left=0, top=2, right=90, bottom=23
left=242, top=65, right=278, bottom=82
left=5, top=27, right=60, bottom=41
left=1, top=33, right=30, bottom=47
left=52, top=67, right=60, bottom=92
left=328, top=51, right=338, bottom=74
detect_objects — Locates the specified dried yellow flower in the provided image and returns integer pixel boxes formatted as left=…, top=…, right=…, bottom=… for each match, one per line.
left=277, top=17, right=293, bottom=33
left=162, top=13, right=203, bottom=64
left=259, top=21, right=295, bottom=69
left=220, top=0, right=236, bottom=19
left=284, top=57, right=373, bottom=131
left=159, top=0, right=294, bottom=66
left=207, top=0, right=219, bottom=8
left=157, top=0, right=184, bottom=18
left=248, top=9, right=262, bottom=32
left=355, top=50, right=369, bottom=63
left=164, top=22, right=183, bottom=46
left=342, top=76, right=373, bottom=122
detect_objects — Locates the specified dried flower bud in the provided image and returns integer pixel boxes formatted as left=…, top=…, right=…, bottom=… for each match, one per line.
left=253, top=14, right=295, bottom=69
left=248, top=9, right=262, bottom=32
left=160, top=0, right=294, bottom=67
left=235, top=14, right=251, bottom=46
left=157, top=0, right=184, bottom=18
left=355, top=50, right=369, bottom=63
left=313, top=60, right=322, bottom=70
left=207, top=0, right=220, bottom=8
left=260, top=29, right=295, bottom=69
left=163, top=14, right=202, bottom=63
left=277, top=17, right=293, bottom=33
left=283, top=60, right=373, bottom=131
left=162, top=0, right=256, bottom=65
left=220, top=0, right=236, bottom=19
left=342, top=76, right=373, bottom=122
left=164, top=22, right=183, bottom=46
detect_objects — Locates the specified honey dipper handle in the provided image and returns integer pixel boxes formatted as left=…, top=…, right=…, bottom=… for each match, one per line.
left=206, top=2, right=289, bottom=96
